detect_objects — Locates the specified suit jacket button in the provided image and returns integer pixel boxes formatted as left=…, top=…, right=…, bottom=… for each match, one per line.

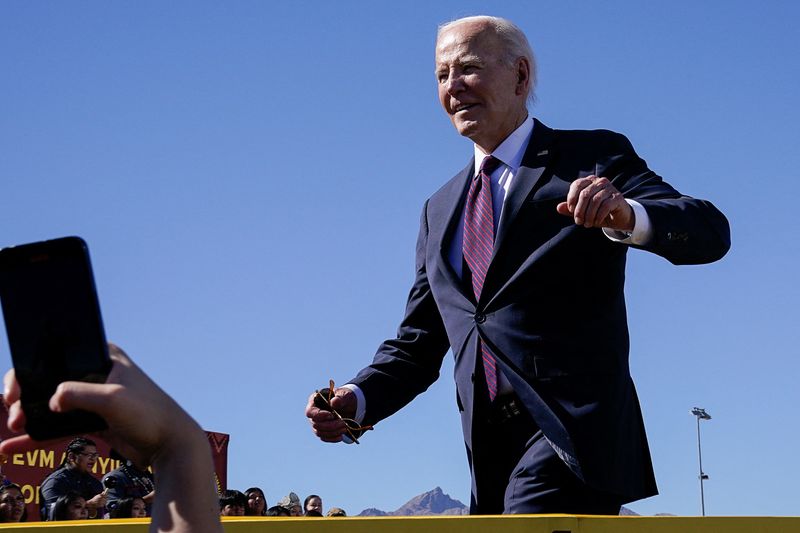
left=474, top=312, right=486, bottom=324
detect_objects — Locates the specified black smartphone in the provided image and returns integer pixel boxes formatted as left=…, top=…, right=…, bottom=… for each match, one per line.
left=0, top=236, right=112, bottom=440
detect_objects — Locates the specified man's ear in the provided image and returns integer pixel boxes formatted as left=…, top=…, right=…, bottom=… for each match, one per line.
left=515, top=57, right=531, bottom=96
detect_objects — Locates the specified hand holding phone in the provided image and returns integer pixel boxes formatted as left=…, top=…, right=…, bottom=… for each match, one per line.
left=1, top=344, right=225, bottom=533
left=0, top=236, right=112, bottom=440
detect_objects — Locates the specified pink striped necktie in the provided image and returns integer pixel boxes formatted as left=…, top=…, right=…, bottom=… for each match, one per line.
left=463, top=155, right=502, bottom=401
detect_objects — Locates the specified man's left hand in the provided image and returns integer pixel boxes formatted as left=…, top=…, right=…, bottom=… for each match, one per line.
left=556, top=175, right=634, bottom=231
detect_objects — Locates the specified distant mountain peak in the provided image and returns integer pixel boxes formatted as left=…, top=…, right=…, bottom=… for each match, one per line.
left=358, top=487, right=468, bottom=516
left=358, top=507, right=389, bottom=516
left=358, top=489, right=660, bottom=517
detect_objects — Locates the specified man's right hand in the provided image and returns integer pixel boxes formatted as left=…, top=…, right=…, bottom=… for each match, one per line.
left=86, top=491, right=107, bottom=511
left=305, top=387, right=357, bottom=443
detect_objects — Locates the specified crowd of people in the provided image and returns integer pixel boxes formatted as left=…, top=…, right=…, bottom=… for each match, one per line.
left=219, top=488, right=346, bottom=518
left=24, top=436, right=154, bottom=522
left=0, top=436, right=346, bottom=523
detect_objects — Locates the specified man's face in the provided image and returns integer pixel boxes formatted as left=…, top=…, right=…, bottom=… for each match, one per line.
left=435, top=21, right=528, bottom=152
left=71, top=446, right=98, bottom=474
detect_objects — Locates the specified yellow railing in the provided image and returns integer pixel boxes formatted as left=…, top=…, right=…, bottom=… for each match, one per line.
left=0, top=515, right=798, bottom=532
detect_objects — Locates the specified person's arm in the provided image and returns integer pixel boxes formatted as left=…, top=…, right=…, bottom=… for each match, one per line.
left=39, top=474, right=65, bottom=507
left=351, top=200, right=451, bottom=426
left=1, top=345, right=222, bottom=533
left=39, top=474, right=67, bottom=520
left=557, top=132, right=730, bottom=265
left=603, top=199, right=653, bottom=245
left=306, top=200, right=451, bottom=441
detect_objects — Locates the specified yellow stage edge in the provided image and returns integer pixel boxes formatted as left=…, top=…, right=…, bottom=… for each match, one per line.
left=0, top=515, right=798, bottom=532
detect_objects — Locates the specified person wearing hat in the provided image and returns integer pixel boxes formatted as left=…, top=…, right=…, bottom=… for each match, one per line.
left=277, top=492, right=302, bottom=516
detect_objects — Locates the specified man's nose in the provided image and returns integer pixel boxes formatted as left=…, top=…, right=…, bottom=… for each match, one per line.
left=444, top=73, right=464, bottom=95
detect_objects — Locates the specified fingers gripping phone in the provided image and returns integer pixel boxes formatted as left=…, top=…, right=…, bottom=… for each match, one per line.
left=0, top=236, right=112, bottom=440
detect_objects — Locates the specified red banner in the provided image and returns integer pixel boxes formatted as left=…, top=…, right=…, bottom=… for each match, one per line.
left=0, top=395, right=228, bottom=521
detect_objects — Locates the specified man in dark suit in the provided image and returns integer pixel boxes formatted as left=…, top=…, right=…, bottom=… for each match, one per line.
left=306, top=15, right=729, bottom=514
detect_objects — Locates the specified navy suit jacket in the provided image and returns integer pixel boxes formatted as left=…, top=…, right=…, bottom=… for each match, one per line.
left=349, top=119, right=730, bottom=504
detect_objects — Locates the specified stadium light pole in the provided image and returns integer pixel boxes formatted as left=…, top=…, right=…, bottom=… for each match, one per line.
left=691, top=407, right=711, bottom=516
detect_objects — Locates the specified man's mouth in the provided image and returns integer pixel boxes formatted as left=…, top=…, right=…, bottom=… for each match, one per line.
left=453, top=103, right=478, bottom=113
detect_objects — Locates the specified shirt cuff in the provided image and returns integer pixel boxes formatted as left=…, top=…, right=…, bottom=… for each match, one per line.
left=341, top=384, right=365, bottom=424
left=603, top=199, right=653, bottom=245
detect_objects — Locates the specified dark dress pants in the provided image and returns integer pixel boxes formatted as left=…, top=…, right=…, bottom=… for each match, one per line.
left=471, top=395, right=624, bottom=515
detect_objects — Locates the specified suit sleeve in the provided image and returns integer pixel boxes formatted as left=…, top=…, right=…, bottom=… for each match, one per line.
left=348, top=200, right=451, bottom=427
left=602, top=132, right=731, bottom=265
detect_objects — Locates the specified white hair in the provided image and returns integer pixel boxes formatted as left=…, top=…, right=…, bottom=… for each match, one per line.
left=437, top=15, right=537, bottom=104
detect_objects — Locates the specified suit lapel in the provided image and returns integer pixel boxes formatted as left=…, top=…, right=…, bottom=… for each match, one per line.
left=492, top=119, right=554, bottom=258
left=436, top=159, right=474, bottom=297
left=480, top=120, right=555, bottom=303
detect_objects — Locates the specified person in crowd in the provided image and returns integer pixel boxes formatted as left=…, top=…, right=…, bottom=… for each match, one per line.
left=326, top=507, right=346, bottom=517
left=265, top=505, right=290, bottom=516
left=40, top=437, right=106, bottom=520
left=306, top=14, right=730, bottom=516
left=103, top=453, right=155, bottom=516
left=219, top=489, right=247, bottom=516
left=277, top=492, right=302, bottom=516
left=52, top=491, right=88, bottom=521
left=244, top=487, right=267, bottom=516
left=109, top=496, right=148, bottom=519
left=304, top=494, right=323, bottom=516
left=0, top=483, right=25, bottom=522
left=0, top=459, right=11, bottom=487
left=305, top=509, right=323, bottom=517
left=1, top=343, right=223, bottom=533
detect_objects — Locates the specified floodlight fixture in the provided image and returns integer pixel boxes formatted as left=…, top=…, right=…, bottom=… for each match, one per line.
left=691, top=406, right=712, bottom=516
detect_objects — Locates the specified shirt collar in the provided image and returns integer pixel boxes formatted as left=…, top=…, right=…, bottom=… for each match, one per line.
left=473, top=116, right=535, bottom=174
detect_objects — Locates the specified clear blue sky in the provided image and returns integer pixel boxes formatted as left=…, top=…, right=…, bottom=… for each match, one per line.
left=2, top=0, right=798, bottom=517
